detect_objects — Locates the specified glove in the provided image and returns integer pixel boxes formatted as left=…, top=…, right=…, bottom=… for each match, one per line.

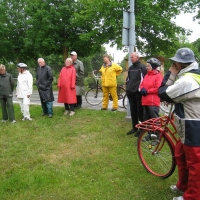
left=141, top=88, right=148, bottom=96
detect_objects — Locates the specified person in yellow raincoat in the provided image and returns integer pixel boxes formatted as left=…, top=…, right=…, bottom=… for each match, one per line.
left=99, top=54, right=122, bottom=111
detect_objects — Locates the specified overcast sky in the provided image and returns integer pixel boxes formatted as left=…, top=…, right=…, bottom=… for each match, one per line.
left=104, top=12, right=199, bottom=63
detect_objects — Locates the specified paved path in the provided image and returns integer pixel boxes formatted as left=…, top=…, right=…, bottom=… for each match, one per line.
left=13, top=90, right=127, bottom=112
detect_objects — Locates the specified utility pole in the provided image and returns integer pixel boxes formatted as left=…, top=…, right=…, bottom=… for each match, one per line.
left=122, top=0, right=135, bottom=119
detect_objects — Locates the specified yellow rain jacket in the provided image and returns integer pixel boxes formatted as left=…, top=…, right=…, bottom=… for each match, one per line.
left=99, top=62, right=122, bottom=87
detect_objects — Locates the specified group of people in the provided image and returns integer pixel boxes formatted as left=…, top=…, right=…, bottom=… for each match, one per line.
left=0, top=47, right=200, bottom=200
left=0, top=51, right=85, bottom=122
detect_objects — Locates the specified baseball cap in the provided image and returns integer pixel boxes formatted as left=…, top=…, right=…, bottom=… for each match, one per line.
left=169, top=48, right=195, bottom=63
left=17, top=63, right=27, bottom=68
left=70, top=51, right=77, bottom=56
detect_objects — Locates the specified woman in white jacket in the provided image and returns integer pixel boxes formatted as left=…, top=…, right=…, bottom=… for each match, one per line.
left=16, top=63, right=33, bottom=120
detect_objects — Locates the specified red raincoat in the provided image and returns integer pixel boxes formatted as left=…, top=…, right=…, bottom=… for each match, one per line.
left=140, top=70, right=163, bottom=106
left=57, top=65, right=77, bottom=104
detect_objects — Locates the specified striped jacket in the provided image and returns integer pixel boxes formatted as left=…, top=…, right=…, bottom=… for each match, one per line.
left=158, top=62, right=200, bottom=146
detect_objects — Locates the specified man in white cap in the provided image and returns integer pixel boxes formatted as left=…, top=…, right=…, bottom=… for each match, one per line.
left=70, top=51, right=85, bottom=109
left=159, top=48, right=200, bottom=200
left=16, top=63, right=33, bottom=121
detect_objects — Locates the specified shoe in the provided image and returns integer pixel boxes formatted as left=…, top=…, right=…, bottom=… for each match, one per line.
left=1, top=119, right=8, bottom=122
left=48, top=114, right=53, bottom=118
left=126, top=128, right=137, bottom=135
left=22, top=117, right=32, bottom=121
left=170, top=185, right=184, bottom=194
left=42, top=113, right=47, bottom=116
left=134, top=130, right=141, bottom=137
left=142, top=133, right=151, bottom=142
left=173, top=196, right=184, bottom=200
left=111, top=108, right=117, bottom=111
left=101, top=108, right=107, bottom=110
left=64, top=110, right=69, bottom=115
left=12, top=120, right=16, bottom=123
left=75, top=105, right=82, bottom=109
left=69, top=111, right=75, bottom=116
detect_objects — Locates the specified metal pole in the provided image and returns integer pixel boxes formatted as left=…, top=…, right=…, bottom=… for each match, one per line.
left=125, top=0, right=135, bottom=120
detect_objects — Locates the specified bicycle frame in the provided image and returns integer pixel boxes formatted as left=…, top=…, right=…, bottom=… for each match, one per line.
left=136, top=105, right=179, bottom=151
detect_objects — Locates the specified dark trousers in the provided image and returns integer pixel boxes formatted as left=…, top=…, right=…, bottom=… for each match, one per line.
left=64, top=103, right=75, bottom=112
left=0, top=97, right=15, bottom=121
left=143, top=106, right=159, bottom=121
left=76, top=95, right=82, bottom=106
left=127, top=92, right=143, bottom=130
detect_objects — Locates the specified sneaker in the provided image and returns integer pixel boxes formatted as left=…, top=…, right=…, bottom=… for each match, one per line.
left=111, top=108, right=117, bottom=111
left=69, top=111, right=75, bottom=116
left=12, top=120, right=16, bottom=123
left=48, top=114, right=53, bottom=118
left=142, top=133, right=151, bottom=142
left=173, top=196, right=184, bottom=200
left=1, top=119, right=8, bottom=122
left=41, top=113, right=47, bottom=116
left=101, top=108, right=107, bottom=110
left=64, top=110, right=69, bottom=115
left=22, top=117, right=32, bottom=121
left=170, top=185, right=184, bottom=194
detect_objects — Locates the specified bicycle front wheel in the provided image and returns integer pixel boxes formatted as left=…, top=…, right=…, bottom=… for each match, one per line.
left=137, top=130, right=176, bottom=178
left=85, top=87, right=103, bottom=106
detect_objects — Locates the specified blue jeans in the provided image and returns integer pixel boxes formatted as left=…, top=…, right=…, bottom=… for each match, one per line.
left=41, top=101, right=53, bottom=115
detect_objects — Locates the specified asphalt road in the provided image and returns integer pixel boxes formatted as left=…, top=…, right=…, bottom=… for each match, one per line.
left=13, top=90, right=127, bottom=112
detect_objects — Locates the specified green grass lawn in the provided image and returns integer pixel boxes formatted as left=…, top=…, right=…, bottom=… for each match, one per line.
left=0, top=104, right=178, bottom=200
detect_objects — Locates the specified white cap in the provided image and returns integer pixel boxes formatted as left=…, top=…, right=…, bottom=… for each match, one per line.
left=70, top=51, right=77, bottom=56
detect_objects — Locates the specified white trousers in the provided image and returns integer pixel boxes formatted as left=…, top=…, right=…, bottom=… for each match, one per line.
left=18, top=97, right=31, bottom=118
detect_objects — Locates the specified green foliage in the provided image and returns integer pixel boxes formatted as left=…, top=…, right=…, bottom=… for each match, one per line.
left=0, top=104, right=178, bottom=200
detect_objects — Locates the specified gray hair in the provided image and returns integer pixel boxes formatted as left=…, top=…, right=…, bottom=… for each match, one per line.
left=66, top=58, right=73, bottom=63
left=0, top=64, right=5, bottom=70
left=37, top=58, right=45, bottom=62
left=131, top=52, right=140, bottom=58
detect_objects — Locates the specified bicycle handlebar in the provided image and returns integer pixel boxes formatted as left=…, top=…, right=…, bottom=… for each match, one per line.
left=92, top=70, right=101, bottom=79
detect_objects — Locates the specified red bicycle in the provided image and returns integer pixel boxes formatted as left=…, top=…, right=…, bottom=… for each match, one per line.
left=135, top=105, right=180, bottom=178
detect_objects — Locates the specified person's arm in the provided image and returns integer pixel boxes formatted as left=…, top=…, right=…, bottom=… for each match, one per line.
left=27, top=73, right=33, bottom=97
left=46, top=66, right=53, bottom=86
left=10, top=74, right=14, bottom=92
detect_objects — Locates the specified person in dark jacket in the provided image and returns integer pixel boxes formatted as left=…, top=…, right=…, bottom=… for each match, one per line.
left=70, top=51, right=85, bottom=109
left=36, top=58, right=54, bottom=118
left=126, top=52, right=147, bottom=136
left=0, top=64, right=16, bottom=123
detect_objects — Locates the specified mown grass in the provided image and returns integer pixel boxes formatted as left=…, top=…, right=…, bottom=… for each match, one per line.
left=0, top=104, right=178, bottom=200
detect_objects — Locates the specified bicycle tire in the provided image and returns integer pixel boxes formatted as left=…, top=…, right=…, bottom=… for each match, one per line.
left=117, top=86, right=126, bottom=108
left=137, top=130, right=176, bottom=178
left=123, top=93, right=128, bottom=109
left=85, top=87, right=103, bottom=106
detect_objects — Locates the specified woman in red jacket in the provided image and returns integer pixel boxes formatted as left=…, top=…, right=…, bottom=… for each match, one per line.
left=140, top=58, right=163, bottom=121
left=58, top=58, right=77, bottom=116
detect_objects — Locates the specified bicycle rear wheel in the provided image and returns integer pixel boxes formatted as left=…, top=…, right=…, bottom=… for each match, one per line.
left=117, top=86, right=126, bottom=108
left=137, top=130, right=176, bottom=178
left=85, top=87, right=103, bottom=106
left=123, top=94, right=128, bottom=109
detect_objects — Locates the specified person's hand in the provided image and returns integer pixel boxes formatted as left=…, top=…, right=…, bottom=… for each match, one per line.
left=141, top=88, right=148, bottom=96
left=27, top=95, right=30, bottom=98
left=169, top=63, right=180, bottom=74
